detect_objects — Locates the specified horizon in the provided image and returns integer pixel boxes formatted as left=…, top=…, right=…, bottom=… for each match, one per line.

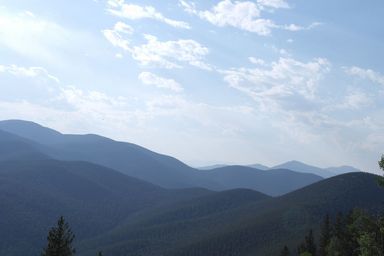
left=0, top=0, right=383, bottom=173
left=0, top=118, right=366, bottom=172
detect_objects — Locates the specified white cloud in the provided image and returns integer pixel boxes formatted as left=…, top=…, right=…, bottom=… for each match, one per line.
left=178, top=0, right=198, bottom=15
left=222, top=57, right=331, bottom=111
left=113, top=21, right=134, bottom=34
left=179, top=0, right=319, bottom=35
left=102, top=21, right=133, bottom=51
left=0, top=64, right=60, bottom=83
left=282, top=22, right=322, bottom=31
left=248, top=57, right=266, bottom=65
left=344, top=66, right=384, bottom=86
left=139, top=72, right=183, bottom=92
left=0, top=64, right=257, bottom=148
left=131, top=35, right=211, bottom=69
left=107, top=0, right=190, bottom=29
left=103, top=26, right=211, bottom=69
left=257, top=0, right=289, bottom=9
left=337, top=90, right=373, bottom=110
left=182, top=0, right=275, bottom=36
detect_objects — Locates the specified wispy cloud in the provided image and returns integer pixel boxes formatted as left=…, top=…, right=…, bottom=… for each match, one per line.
left=139, top=72, right=183, bottom=92
left=180, top=0, right=274, bottom=35
left=0, top=64, right=60, bottom=83
left=282, top=22, right=322, bottom=31
left=179, top=0, right=320, bottom=35
left=107, top=0, right=190, bottom=29
left=257, top=0, right=289, bottom=9
left=338, top=90, right=373, bottom=110
left=222, top=57, right=331, bottom=111
left=131, top=35, right=211, bottom=69
left=102, top=21, right=133, bottom=51
left=103, top=25, right=211, bottom=69
left=344, top=66, right=384, bottom=86
left=0, top=64, right=255, bottom=148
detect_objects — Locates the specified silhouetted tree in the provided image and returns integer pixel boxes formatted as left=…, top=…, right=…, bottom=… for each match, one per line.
left=280, top=245, right=290, bottom=256
left=319, top=214, right=331, bottom=256
left=42, top=216, right=75, bottom=256
left=379, top=155, right=384, bottom=186
left=298, top=229, right=316, bottom=256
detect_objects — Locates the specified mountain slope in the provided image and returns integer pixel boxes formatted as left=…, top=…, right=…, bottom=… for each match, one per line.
left=0, top=129, right=49, bottom=161
left=247, top=163, right=269, bottom=170
left=0, top=120, right=324, bottom=195
left=0, top=120, right=214, bottom=189
left=0, top=158, right=211, bottom=256
left=78, top=172, right=384, bottom=256
left=325, top=165, right=361, bottom=176
left=272, top=160, right=335, bottom=177
left=201, top=165, right=322, bottom=196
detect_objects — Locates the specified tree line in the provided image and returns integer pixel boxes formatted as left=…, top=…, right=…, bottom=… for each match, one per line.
left=41, top=156, right=384, bottom=256
left=41, top=216, right=103, bottom=256
left=281, top=155, right=384, bottom=256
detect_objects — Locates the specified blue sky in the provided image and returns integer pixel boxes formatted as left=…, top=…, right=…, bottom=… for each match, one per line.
left=0, top=0, right=383, bottom=172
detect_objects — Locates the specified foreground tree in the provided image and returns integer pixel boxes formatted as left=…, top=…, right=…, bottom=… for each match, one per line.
left=298, top=229, right=316, bottom=256
left=318, top=214, right=331, bottom=256
left=379, top=155, right=384, bottom=186
left=280, top=245, right=290, bottom=256
left=42, top=216, right=76, bottom=256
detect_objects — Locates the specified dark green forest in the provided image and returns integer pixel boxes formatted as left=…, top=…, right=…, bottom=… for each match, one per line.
left=284, top=155, right=384, bottom=256
left=42, top=155, right=384, bottom=256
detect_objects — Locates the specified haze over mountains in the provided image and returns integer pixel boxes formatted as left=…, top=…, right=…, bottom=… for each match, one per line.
left=199, top=160, right=360, bottom=178
left=0, top=119, right=374, bottom=256
left=0, top=119, right=336, bottom=196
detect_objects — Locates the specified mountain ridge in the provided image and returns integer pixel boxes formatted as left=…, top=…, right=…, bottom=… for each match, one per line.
left=0, top=119, right=326, bottom=196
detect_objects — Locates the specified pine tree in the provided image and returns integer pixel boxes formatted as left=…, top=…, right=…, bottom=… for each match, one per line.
left=298, top=229, right=316, bottom=256
left=280, top=245, right=290, bottom=256
left=319, top=214, right=331, bottom=256
left=306, top=229, right=317, bottom=256
left=379, top=155, right=384, bottom=186
left=42, top=216, right=76, bottom=256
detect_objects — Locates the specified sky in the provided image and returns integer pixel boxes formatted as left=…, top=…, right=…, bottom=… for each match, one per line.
left=0, top=0, right=383, bottom=172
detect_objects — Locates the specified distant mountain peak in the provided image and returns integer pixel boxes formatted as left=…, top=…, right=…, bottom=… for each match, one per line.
left=0, top=119, right=63, bottom=144
left=271, top=160, right=360, bottom=178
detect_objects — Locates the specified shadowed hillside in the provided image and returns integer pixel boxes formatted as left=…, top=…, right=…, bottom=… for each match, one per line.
left=77, top=172, right=384, bottom=256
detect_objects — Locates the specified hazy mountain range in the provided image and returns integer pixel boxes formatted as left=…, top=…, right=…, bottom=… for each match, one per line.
left=200, top=161, right=360, bottom=178
left=0, top=119, right=373, bottom=256
left=0, top=119, right=333, bottom=196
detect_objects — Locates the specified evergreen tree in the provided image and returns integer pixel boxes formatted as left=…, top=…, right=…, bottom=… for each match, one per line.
left=333, top=212, right=344, bottom=239
left=319, top=214, right=331, bottom=256
left=280, top=245, right=290, bottom=256
left=298, top=229, right=316, bottom=256
left=299, top=253, right=313, bottom=256
left=42, top=216, right=76, bottom=256
left=326, top=236, right=343, bottom=256
left=379, top=155, right=384, bottom=186
left=358, top=232, right=380, bottom=256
